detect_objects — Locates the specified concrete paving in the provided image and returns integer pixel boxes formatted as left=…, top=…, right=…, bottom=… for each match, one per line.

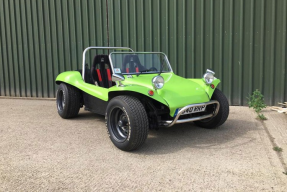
left=0, top=98, right=286, bottom=191
left=262, top=107, right=287, bottom=174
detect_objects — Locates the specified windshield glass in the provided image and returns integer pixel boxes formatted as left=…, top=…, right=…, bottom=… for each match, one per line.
left=109, top=52, right=172, bottom=74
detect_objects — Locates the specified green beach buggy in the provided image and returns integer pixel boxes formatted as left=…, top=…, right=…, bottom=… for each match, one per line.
left=55, top=47, right=229, bottom=151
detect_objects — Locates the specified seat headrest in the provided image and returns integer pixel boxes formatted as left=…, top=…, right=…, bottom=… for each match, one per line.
left=122, top=55, right=145, bottom=72
left=123, top=55, right=141, bottom=65
left=93, top=55, right=109, bottom=67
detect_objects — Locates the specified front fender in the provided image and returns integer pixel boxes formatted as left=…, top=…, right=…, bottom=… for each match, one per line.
left=188, top=78, right=221, bottom=99
left=109, top=85, right=168, bottom=106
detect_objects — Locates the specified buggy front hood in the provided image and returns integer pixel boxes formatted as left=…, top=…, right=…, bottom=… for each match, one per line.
left=156, top=74, right=211, bottom=117
left=122, top=73, right=220, bottom=117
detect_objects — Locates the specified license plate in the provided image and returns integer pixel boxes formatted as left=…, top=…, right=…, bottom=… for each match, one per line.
left=180, top=105, right=206, bottom=115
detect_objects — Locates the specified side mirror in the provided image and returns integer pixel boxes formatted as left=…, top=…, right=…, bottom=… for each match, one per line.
left=112, top=73, right=125, bottom=82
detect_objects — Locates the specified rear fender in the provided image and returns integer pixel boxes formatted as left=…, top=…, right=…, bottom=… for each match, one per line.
left=55, top=71, right=109, bottom=101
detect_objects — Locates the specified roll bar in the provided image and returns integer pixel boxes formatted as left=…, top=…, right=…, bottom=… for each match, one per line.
left=82, top=46, right=134, bottom=80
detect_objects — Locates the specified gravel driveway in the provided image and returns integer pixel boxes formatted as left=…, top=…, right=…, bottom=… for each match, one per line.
left=0, top=98, right=286, bottom=191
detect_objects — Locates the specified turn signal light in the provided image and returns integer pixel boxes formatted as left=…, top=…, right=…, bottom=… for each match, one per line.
left=148, top=90, right=154, bottom=96
left=210, top=84, right=215, bottom=89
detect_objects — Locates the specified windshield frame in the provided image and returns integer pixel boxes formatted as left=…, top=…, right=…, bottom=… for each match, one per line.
left=108, top=52, right=173, bottom=75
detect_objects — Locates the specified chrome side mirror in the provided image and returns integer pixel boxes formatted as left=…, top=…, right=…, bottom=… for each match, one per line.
left=112, top=74, right=125, bottom=82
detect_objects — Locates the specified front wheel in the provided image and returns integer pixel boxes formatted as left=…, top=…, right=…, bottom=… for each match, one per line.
left=194, top=89, right=229, bottom=129
left=105, top=96, right=149, bottom=151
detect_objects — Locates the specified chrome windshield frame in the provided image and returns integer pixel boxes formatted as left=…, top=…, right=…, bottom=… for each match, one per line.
left=81, top=46, right=134, bottom=81
left=108, top=52, right=173, bottom=74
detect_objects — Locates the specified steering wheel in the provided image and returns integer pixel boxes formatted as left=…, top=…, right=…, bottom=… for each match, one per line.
left=149, top=67, right=158, bottom=71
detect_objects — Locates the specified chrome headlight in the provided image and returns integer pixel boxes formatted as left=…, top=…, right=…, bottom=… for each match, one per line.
left=203, top=69, right=215, bottom=84
left=152, top=76, right=164, bottom=89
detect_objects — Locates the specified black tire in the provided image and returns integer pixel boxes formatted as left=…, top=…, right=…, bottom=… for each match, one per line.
left=105, top=96, right=149, bottom=151
left=194, top=88, right=229, bottom=129
left=56, top=83, right=81, bottom=119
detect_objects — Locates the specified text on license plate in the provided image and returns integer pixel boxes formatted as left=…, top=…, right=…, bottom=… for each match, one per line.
left=181, top=105, right=206, bottom=115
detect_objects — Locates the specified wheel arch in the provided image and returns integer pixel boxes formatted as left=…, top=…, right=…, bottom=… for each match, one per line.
left=108, top=91, right=170, bottom=129
left=109, top=91, right=167, bottom=109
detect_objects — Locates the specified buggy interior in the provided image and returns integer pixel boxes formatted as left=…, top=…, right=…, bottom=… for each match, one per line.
left=83, top=54, right=147, bottom=88
left=82, top=54, right=115, bottom=88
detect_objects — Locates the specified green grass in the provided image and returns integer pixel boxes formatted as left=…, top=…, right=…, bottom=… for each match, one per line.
left=273, top=146, right=283, bottom=152
left=257, top=114, right=267, bottom=120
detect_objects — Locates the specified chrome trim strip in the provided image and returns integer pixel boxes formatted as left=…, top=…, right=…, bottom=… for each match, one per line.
left=82, top=46, right=134, bottom=81
left=160, top=100, right=220, bottom=127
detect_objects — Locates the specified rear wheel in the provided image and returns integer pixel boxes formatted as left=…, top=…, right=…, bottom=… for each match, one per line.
left=105, top=96, right=149, bottom=151
left=56, top=83, right=81, bottom=119
left=194, top=89, right=229, bottom=129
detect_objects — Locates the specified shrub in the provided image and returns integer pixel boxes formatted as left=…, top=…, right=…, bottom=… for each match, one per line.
left=247, top=89, right=267, bottom=120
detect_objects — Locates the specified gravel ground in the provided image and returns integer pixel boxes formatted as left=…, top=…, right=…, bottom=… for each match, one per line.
left=0, top=98, right=286, bottom=191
